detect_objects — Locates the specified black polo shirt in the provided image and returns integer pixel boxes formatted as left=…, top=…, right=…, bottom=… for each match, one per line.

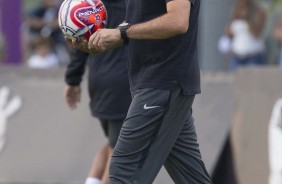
left=125, top=0, right=201, bottom=95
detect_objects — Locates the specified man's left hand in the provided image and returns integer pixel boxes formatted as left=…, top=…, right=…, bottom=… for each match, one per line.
left=65, top=37, right=100, bottom=54
left=88, top=28, right=123, bottom=52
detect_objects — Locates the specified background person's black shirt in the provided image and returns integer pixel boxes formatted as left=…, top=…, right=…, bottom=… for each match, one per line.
left=125, top=0, right=201, bottom=95
left=65, top=0, right=131, bottom=120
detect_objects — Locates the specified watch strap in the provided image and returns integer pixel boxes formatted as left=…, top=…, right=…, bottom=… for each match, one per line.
left=119, top=23, right=130, bottom=44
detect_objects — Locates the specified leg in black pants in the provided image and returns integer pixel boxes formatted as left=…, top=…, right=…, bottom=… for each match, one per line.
left=109, top=87, right=212, bottom=184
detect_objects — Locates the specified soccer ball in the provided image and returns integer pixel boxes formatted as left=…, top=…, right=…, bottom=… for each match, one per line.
left=58, top=0, right=107, bottom=42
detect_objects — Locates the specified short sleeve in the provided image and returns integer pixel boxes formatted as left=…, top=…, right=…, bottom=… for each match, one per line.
left=165, top=0, right=194, bottom=7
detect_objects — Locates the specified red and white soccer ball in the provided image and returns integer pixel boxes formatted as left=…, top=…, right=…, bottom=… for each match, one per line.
left=58, top=0, right=107, bottom=42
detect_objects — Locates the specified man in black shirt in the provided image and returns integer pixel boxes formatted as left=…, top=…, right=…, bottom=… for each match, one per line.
left=76, top=0, right=212, bottom=183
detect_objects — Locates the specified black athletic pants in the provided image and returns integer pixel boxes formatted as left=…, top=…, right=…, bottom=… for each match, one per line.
left=109, top=86, right=212, bottom=184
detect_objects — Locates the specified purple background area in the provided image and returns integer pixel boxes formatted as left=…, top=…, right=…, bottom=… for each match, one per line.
left=0, top=0, right=22, bottom=64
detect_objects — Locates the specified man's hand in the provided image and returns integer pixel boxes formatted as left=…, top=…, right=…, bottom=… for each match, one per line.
left=64, top=85, right=81, bottom=110
left=88, top=28, right=123, bottom=52
left=65, top=37, right=100, bottom=54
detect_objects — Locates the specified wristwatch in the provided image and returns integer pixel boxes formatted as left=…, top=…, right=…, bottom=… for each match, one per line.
left=118, top=22, right=130, bottom=44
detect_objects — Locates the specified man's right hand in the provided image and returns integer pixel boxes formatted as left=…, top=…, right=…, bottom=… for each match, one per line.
left=64, top=85, right=81, bottom=110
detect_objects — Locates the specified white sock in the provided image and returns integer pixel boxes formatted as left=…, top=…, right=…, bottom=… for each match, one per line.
left=85, top=177, right=102, bottom=184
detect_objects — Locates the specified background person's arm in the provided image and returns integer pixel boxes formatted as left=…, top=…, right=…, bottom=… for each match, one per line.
left=64, top=49, right=89, bottom=110
left=65, top=49, right=88, bottom=86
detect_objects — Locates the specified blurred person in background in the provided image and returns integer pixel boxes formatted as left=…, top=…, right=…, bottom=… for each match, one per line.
left=25, top=0, right=69, bottom=65
left=218, top=0, right=266, bottom=70
left=27, top=36, right=59, bottom=69
left=64, top=1, right=131, bottom=184
left=273, top=15, right=282, bottom=66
